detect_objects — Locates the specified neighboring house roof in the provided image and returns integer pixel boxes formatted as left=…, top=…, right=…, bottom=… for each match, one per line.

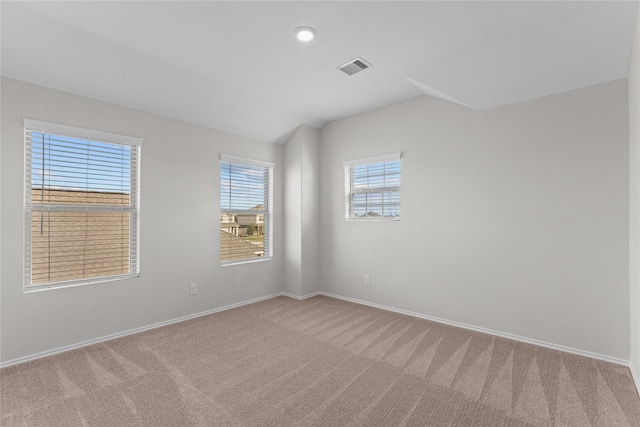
left=221, top=221, right=240, bottom=227
left=220, top=230, right=262, bottom=262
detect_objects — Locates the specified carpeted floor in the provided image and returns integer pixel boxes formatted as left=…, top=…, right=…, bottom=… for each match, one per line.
left=2, top=295, right=640, bottom=426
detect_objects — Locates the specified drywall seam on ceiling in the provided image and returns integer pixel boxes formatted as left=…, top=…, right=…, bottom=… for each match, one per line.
left=405, top=76, right=476, bottom=110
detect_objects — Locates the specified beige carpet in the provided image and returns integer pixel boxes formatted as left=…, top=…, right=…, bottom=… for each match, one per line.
left=2, top=295, right=640, bottom=426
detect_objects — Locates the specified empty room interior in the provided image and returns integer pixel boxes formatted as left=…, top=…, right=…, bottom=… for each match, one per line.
left=2, top=1, right=640, bottom=425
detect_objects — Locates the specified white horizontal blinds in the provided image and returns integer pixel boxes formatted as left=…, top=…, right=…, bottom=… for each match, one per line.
left=24, top=119, right=141, bottom=290
left=345, top=153, right=401, bottom=219
left=220, top=155, right=273, bottom=264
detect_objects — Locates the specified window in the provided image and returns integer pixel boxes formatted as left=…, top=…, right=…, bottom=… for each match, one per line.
left=345, top=152, right=401, bottom=220
left=220, top=154, right=273, bottom=265
left=24, top=119, right=142, bottom=291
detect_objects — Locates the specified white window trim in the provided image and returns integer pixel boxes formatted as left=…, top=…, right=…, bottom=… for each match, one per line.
left=23, top=119, right=142, bottom=292
left=220, top=154, right=274, bottom=266
left=343, top=152, right=401, bottom=167
left=23, top=119, right=143, bottom=147
left=220, top=153, right=273, bottom=169
left=344, top=152, right=402, bottom=221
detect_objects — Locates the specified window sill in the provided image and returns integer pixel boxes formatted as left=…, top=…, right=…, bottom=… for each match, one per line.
left=220, top=257, right=272, bottom=267
left=24, top=274, right=139, bottom=293
left=345, top=217, right=401, bottom=221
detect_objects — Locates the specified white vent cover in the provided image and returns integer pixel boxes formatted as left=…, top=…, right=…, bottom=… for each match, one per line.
left=337, top=57, right=372, bottom=76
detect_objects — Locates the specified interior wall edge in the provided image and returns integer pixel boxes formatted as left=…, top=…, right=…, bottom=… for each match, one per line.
left=628, top=0, right=640, bottom=396
left=280, top=291, right=321, bottom=301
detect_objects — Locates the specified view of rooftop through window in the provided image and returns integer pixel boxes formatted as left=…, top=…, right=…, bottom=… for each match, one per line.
left=25, top=124, right=141, bottom=290
left=220, top=158, right=272, bottom=264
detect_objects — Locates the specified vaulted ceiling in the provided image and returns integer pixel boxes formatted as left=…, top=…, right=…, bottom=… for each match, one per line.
left=2, top=1, right=638, bottom=143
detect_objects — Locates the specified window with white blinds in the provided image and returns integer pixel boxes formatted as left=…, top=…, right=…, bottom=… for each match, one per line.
left=24, top=119, right=142, bottom=291
left=344, top=153, right=401, bottom=220
left=220, top=154, right=273, bottom=265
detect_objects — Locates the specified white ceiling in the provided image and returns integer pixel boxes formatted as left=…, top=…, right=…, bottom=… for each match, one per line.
left=2, top=1, right=638, bottom=143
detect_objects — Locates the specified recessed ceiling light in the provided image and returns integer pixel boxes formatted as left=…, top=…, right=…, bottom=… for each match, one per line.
left=295, top=26, right=316, bottom=42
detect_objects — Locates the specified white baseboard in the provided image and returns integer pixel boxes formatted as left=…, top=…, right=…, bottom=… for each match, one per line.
left=0, top=292, right=285, bottom=368
left=4, top=289, right=640, bottom=399
left=316, top=291, right=633, bottom=369
left=630, top=362, right=640, bottom=397
left=281, top=291, right=321, bottom=300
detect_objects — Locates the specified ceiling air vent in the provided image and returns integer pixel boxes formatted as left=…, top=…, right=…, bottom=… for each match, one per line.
left=337, top=57, right=372, bottom=76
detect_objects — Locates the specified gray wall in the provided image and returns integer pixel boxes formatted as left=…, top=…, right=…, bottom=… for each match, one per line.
left=300, top=126, right=321, bottom=297
left=283, top=128, right=302, bottom=295
left=630, top=5, right=640, bottom=379
left=320, top=80, right=630, bottom=359
left=0, top=78, right=284, bottom=363
left=283, top=125, right=320, bottom=297
left=1, top=75, right=635, bottom=365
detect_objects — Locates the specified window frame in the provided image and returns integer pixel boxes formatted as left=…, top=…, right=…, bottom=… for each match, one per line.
left=344, top=152, right=402, bottom=221
left=219, top=154, right=274, bottom=266
left=23, top=119, right=142, bottom=292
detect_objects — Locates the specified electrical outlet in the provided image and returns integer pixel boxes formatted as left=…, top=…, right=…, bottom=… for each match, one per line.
left=190, top=283, right=197, bottom=295
left=364, top=275, right=371, bottom=286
